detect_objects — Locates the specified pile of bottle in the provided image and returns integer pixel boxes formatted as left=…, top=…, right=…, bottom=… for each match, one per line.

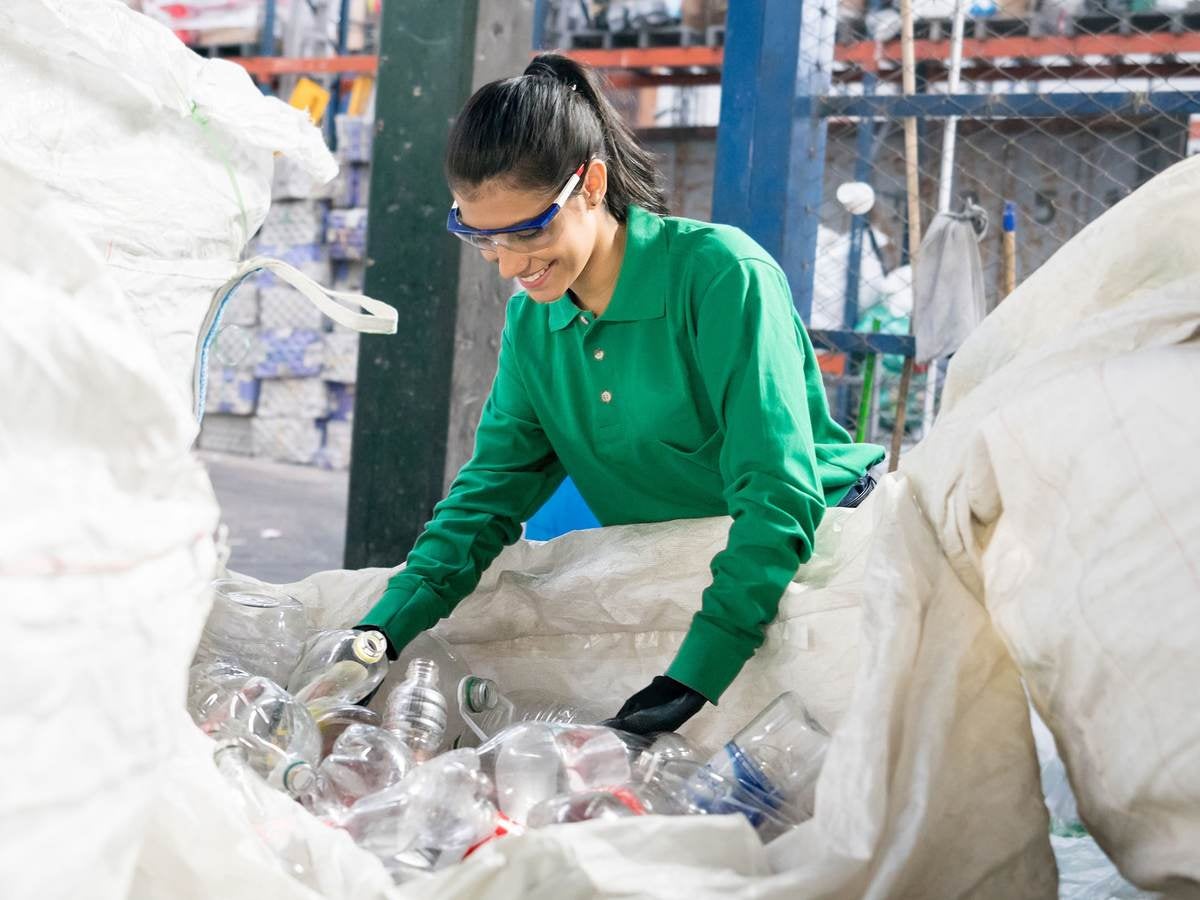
left=189, top=578, right=832, bottom=883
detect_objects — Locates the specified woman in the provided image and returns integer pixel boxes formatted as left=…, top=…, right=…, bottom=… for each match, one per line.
left=359, top=54, right=885, bottom=735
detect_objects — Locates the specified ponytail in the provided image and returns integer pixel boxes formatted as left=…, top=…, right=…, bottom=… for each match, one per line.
left=445, top=53, right=668, bottom=222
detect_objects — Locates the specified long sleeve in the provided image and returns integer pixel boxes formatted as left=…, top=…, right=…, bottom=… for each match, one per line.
left=665, top=259, right=827, bottom=702
left=359, top=322, right=565, bottom=652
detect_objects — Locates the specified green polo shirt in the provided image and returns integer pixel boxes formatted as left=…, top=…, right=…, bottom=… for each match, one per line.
left=361, top=205, right=884, bottom=702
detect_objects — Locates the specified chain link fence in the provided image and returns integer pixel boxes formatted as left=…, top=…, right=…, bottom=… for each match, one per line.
left=813, top=0, right=1198, bottom=447
left=607, top=0, right=1198, bottom=448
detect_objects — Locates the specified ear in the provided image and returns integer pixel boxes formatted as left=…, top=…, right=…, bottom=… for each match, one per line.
left=581, top=159, right=608, bottom=209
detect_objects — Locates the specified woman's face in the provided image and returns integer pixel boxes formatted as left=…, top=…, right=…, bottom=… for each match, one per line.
left=452, top=163, right=608, bottom=303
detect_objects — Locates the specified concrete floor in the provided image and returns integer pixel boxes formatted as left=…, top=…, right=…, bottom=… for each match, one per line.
left=200, top=451, right=348, bottom=584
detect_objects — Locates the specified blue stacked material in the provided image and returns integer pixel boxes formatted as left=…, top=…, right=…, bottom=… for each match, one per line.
left=253, top=328, right=324, bottom=379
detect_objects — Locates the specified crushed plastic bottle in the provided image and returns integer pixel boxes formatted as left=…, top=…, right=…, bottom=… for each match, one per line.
left=705, top=692, right=830, bottom=833
left=340, top=749, right=497, bottom=880
left=478, top=723, right=635, bottom=823
left=309, top=723, right=414, bottom=816
left=193, top=579, right=306, bottom=684
left=309, top=702, right=382, bottom=758
left=458, top=676, right=607, bottom=742
left=201, top=675, right=322, bottom=796
left=186, top=660, right=251, bottom=724
left=287, top=629, right=389, bottom=708
left=526, top=786, right=650, bottom=827
left=382, top=659, right=448, bottom=762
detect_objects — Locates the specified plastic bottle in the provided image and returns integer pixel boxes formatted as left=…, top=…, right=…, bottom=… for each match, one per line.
left=525, top=786, right=650, bottom=827
left=382, top=659, right=448, bottom=762
left=186, top=660, right=251, bottom=724
left=341, top=749, right=497, bottom=880
left=193, top=579, right=306, bottom=684
left=705, top=692, right=830, bottom=830
left=310, top=723, right=414, bottom=816
left=477, top=722, right=635, bottom=823
left=458, top=676, right=607, bottom=742
left=385, top=632, right=474, bottom=750
left=213, top=743, right=321, bottom=889
left=201, top=676, right=322, bottom=794
left=287, top=629, right=389, bottom=707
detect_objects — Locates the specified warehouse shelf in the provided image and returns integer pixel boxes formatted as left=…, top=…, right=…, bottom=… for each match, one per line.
left=563, top=31, right=1200, bottom=87
left=226, top=54, right=379, bottom=77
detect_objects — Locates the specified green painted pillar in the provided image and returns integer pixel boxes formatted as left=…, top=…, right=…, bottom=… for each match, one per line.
left=345, top=0, right=480, bottom=569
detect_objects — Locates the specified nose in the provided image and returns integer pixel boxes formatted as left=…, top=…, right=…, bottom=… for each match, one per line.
left=494, top=246, right=526, bottom=280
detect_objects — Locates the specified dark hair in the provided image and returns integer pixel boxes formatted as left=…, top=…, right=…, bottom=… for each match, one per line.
left=444, top=53, right=668, bottom=222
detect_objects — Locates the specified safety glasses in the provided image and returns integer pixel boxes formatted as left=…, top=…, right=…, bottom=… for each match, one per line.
left=446, top=162, right=587, bottom=252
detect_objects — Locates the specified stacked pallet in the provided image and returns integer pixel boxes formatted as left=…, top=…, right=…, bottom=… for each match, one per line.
left=198, top=114, right=372, bottom=470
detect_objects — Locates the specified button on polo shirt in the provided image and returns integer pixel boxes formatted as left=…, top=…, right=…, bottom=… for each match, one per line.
left=362, top=205, right=885, bottom=702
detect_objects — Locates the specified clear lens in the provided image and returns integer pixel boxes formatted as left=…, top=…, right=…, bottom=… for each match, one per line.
left=451, top=213, right=563, bottom=253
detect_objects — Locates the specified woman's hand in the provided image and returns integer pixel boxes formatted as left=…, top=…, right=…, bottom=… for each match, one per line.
left=600, top=675, right=706, bottom=735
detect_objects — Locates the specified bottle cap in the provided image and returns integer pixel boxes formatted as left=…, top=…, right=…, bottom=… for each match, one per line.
left=353, top=630, right=387, bottom=664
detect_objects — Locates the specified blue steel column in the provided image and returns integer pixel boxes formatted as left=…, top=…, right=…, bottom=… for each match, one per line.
left=712, top=0, right=835, bottom=323
left=532, top=0, right=549, bottom=49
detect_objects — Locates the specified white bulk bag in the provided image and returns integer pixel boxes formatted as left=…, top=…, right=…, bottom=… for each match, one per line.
left=0, top=0, right=395, bottom=428
left=239, top=158, right=1200, bottom=898
left=0, top=168, right=220, bottom=899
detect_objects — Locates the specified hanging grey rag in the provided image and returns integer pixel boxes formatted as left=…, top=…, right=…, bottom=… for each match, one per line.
left=914, top=203, right=988, bottom=364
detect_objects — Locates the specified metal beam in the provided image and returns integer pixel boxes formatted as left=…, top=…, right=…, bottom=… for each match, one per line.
left=809, top=330, right=916, bottom=356
left=818, top=90, right=1200, bottom=119
left=345, top=0, right=481, bottom=570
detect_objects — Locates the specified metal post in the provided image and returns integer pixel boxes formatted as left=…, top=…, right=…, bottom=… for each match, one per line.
left=711, top=0, right=835, bottom=322
left=327, top=0, right=353, bottom=149
left=344, top=0, right=481, bottom=569
left=532, top=0, right=548, bottom=49
left=836, top=71, right=878, bottom=425
left=260, top=0, right=277, bottom=56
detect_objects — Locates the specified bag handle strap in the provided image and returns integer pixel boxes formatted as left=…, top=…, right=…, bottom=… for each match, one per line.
left=239, top=256, right=398, bottom=333
left=194, top=257, right=398, bottom=419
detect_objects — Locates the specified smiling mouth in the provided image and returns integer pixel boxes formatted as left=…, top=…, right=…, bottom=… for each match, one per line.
left=518, top=262, right=553, bottom=289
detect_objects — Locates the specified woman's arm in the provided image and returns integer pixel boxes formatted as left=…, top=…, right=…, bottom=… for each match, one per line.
left=359, top=322, right=564, bottom=654
left=666, top=258, right=827, bottom=702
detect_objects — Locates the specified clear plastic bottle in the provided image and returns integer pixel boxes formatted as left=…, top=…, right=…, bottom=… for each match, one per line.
left=201, top=676, right=322, bottom=795
left=193, top=579, right=307, bottom=684
left=477, top=722, right=635, bottom=823
left=340, top=749, right=497, bottom=880
left=458, top=676, right=608, bottom=742
left=287, top=629, right=389, bottom=707
left=186, top=660, right=251, bottom=724
left=213, top=743, right=321, bottom=888
left=382, top=659, right=447, bottom=762
left=705, top=692, right=830, bottom=831
left=525, top=786, right=650, bottom=827
left=386, top=632, right=474, bottom=751
left=309, top=723, right=414, bottom=816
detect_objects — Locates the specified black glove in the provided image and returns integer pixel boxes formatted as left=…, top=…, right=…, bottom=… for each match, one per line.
left=600, top=675, right=707, bottom=736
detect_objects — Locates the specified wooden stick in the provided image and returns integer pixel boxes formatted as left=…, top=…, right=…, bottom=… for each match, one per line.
left=888, top=0, right=923, bottom=473
left=1002, top=201, right=1018, bottom=298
